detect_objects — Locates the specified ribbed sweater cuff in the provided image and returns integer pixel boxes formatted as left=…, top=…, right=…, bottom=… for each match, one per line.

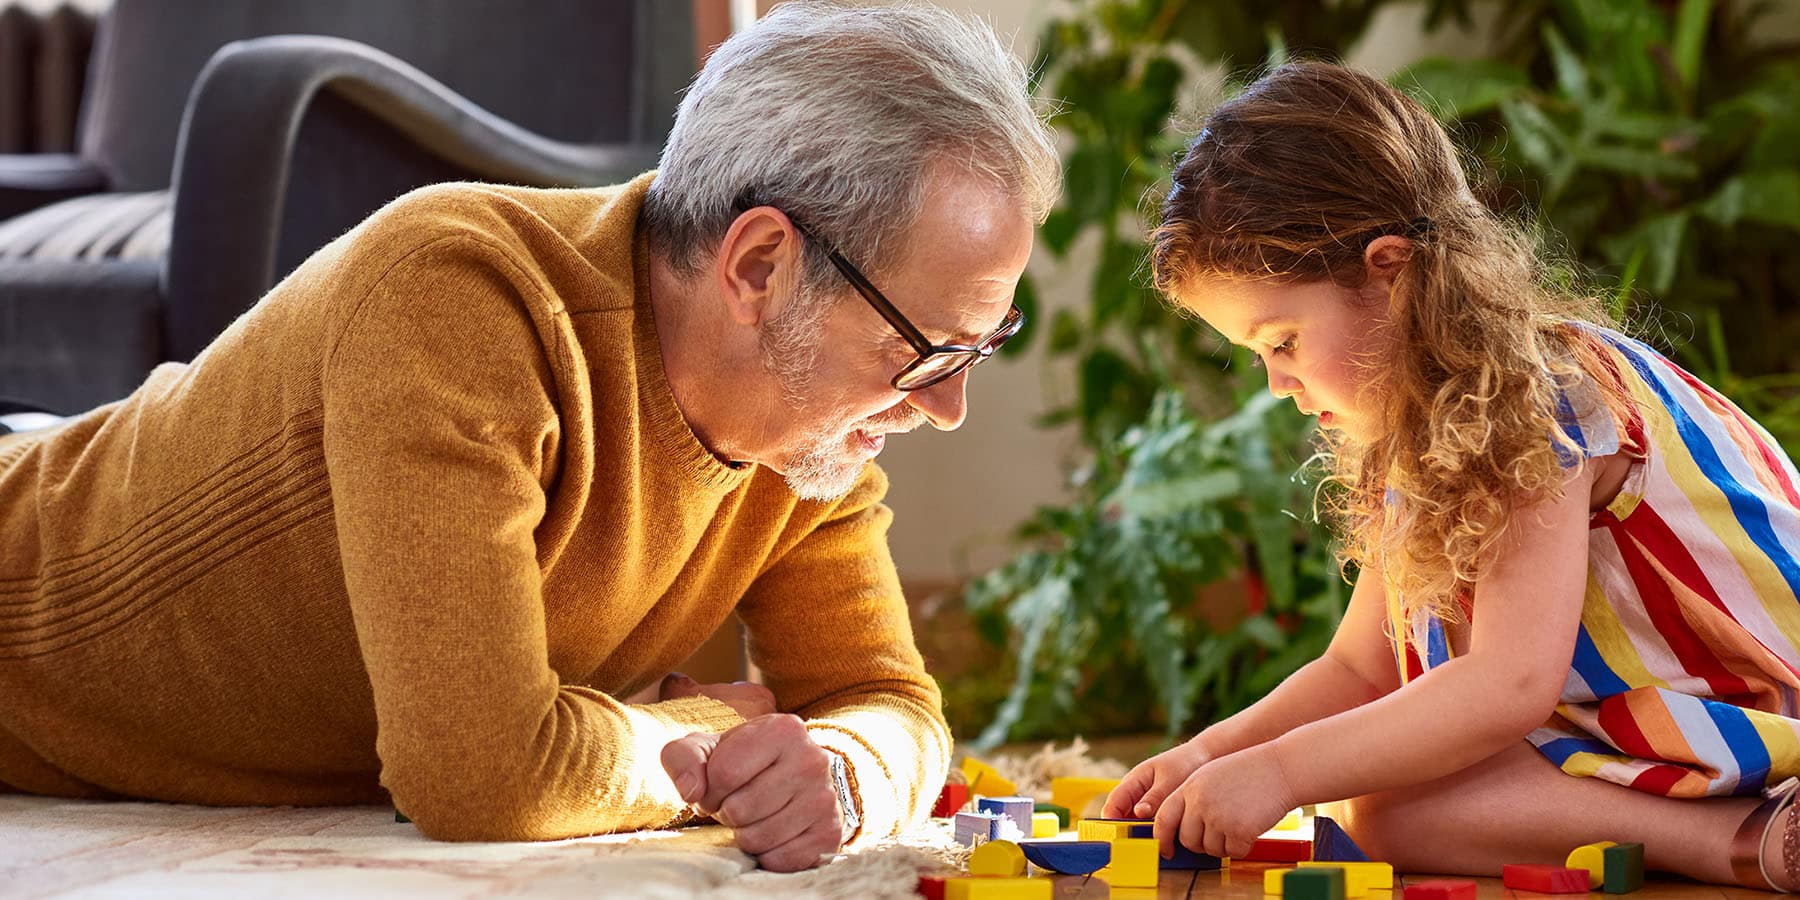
left=635, top=696, right=746, bottom=736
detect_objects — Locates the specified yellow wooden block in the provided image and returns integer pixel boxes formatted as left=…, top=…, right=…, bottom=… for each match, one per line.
left=944, top=876, right=1052, bottom=900
left=1077, top=819, right=1149, bottom=842
left=1051, top=776, right=1120, bottom=820
left=961, top=757, right=1017, bottom=798
left=1097, top=837, right=1159, bottom=888
left=1265, top=867, right=1290, bottom=894
left=1031, top=811, right=1059, bottom=838
left=1298, top=861, right=1393, bottom=896
left=969, top=840, right=1027, bottom=877
left=1567, top=840, right=1616, bottom=889
left=1277, top=809, right=1302, bottom=831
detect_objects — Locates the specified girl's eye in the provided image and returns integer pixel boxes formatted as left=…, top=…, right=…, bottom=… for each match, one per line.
left=1272, top=335, right=1297, bottom=355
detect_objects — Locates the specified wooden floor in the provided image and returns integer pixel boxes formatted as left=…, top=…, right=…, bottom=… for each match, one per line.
left=1004, top=862, right=1775, bottom=900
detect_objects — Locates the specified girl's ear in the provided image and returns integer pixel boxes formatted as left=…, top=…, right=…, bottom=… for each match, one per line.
left=1364, top=234, right=1414, bottom=280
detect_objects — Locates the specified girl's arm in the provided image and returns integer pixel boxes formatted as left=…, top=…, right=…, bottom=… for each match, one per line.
left=1106, top=563, right=1398, bottom=818
left=1268, top=463, right=1596, bottom=805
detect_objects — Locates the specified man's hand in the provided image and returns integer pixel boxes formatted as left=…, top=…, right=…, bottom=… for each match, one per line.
left=660, top=714, right=846, bottom=872
left=657, top=672, right=777, bottom=720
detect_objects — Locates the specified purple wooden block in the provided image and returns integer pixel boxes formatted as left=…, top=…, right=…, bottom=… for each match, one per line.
left=977, top=795, right=1034, bottom=836
left=1019, top=840, right=1111, bottom=875
left=1162, top=842, right=1223, bottom=870
left=953, top=810, right=1001, bottom=846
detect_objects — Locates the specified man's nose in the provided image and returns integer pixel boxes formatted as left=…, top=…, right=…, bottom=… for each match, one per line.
left=905, top=369, right=969, bottom=431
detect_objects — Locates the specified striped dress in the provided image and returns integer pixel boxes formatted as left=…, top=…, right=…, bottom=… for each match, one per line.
left=1388, top=325, right=1800, bottom=798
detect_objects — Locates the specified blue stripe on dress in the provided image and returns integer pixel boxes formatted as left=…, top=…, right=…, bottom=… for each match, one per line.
left=1537, top=735, right=1622, bottom=766
left=1702, top=700, right=1771, bottom=794
left=1570, top=624, right=1631, bottom=698
left=1605, top=332, right=1800, bottom=606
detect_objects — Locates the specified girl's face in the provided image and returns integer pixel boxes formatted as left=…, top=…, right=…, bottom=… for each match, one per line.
left=1181, top=275, right=1397, bottom=441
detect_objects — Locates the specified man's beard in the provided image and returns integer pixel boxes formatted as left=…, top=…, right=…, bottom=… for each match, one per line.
left=759, top=283, right=922, bottom=501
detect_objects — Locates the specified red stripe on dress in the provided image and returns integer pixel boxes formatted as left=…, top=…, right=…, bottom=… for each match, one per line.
left=1629, top=762, right=1690, bottom=796
left=1613, top=509, right=1753, bottom=697
left=1597, top=693, right=1659, bottom=758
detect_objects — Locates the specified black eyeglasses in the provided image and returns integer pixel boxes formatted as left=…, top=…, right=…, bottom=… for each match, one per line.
left=738, top=197, right=1025, bottom=391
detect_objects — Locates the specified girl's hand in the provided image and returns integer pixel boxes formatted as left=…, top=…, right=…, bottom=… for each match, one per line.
left=1103, top=737, right=1212, bottom=819
left=1153, top=744, right=1296, bottom=860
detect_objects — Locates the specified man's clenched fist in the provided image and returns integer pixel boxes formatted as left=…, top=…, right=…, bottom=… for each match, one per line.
left=661, top=713, right=848, bottom=872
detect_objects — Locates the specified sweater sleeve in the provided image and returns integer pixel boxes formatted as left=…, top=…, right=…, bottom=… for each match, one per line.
left=735, top=466, right=952, bottom=846
left=320, top=235, right=742, bottom=841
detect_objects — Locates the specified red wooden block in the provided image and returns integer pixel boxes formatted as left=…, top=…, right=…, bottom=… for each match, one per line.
left=1405, top=879, right=1478, bottom=900
left=917, top=874, right=948, bottom=900
left=1503, top=864, right=1590, bottom=893
left=1242, top=836, right=1313, bottom=862
left=933, top=783, right=970, bottom=818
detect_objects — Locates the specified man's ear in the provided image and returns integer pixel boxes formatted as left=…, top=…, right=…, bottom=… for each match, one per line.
left=1364, top=234, right=1414, bottom=281
left=714, top=208, right=803, bottom=327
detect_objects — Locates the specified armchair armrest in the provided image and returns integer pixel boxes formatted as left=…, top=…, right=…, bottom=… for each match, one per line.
left=163, top=35, right=662, bottom=361
left=0, top=154, right=107, bottom=219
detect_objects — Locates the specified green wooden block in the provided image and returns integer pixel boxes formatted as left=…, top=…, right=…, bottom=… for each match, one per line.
left=1603, top=842, right=1644, bottom=893
left=1034, top=801, right=1070, bottom=829
left=394, top=810, right=411, bottom=824
left=1285, top=866, right=1346, bottom=900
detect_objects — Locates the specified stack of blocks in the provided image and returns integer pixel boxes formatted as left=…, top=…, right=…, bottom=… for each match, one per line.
left=1265, top=862, right=1392, bottom=897
left=1566, top=840, right=1645, bottom=894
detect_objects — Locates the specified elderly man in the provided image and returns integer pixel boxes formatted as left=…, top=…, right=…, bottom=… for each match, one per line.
left=0, top=1, right=1058, bottom=872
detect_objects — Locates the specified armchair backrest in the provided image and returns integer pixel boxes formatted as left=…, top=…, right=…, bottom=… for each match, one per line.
left=78, top=0, right=687, bottom=192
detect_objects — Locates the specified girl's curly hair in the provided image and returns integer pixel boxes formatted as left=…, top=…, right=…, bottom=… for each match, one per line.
left=1152, top=61, right=1634, bottom=626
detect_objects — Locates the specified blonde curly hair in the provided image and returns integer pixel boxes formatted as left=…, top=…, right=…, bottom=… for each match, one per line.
left=1151, top=61, right=1635, bottom=626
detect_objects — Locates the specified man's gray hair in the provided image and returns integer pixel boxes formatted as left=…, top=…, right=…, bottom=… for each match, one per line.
left=641, top=1, right=1061, bottom=291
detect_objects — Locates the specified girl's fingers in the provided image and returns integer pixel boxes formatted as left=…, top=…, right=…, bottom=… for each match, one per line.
left=1131, top=771, right=1182, bottom=819
left=1153, top=790, right=1187, bottom=859
left=1103, top=765, right=1153, bottom=818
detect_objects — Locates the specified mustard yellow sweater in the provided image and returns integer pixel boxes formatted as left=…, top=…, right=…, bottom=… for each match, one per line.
left=0, top=173, right=949, bottom=843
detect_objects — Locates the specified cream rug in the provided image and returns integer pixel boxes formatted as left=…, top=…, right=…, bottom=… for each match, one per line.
left=0, top=796, right=968, bottom=899
left=1, top=740, right=1119, bottom=898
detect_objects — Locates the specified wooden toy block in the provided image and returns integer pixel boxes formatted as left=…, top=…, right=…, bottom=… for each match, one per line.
left=1403, top=879, right=1478, bottom=900
left=1019, top=840, right=1111, bottom=875
left=1502, top=864, right=1590, bottom=893
left=1163, top=841, right=1223, bottom=870
left=1078, top=817, right=1154, bottom=842
left=961, top=756, right=1017, bottom=798
left=1030, top=811, right=1059, bottom=837
left=933, top=782, right=971, bottom=818
left=954, top=810, right=1001, bottom=846
left=1097, top=837, right=1160, bottom=888
left=969, top=839, right=1028, bottom=877
left=1567, top=841, right=1617, bottom=889
left=917, top=874, right=948, bottom=900
left=1050, top=776, right=1120, bottom=820
left=1239, top=836, right=1313, bottom=862
left=1278, top=809, right=1303, bottom=830
left=1299, top=861, right=1393, bottom=896
left=1283, top=867, right=1348, bottom=900
left=1266, top=867, right=1292, bottom=894
left=977, top=796, right=1035, bottom=835
left=943, top=877, right=1052, bottom=900
left=1311, top=816, right=1370, bottom=862
left=1034, top=801, right=1070, bottom=829
left=1603, top=842, right=1644, bottom=894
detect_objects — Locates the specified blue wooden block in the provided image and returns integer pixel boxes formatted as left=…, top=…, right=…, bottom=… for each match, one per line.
left=1311, top=816, right=1370, bottom=863
left=977, top=796, right=1035, bottom=836
left=954, top=810, right=1001, bottom=846
left=1162, top=842, right=1223, bottom=870
left=1019, top=839, right=1111, bottom=875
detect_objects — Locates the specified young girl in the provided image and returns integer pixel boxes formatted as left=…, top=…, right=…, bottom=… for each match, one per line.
left=1106, top=60, right=1800, bottom=891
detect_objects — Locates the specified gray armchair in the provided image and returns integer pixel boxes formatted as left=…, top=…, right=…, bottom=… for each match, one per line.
left=0, top=0, right=690, bottom=414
